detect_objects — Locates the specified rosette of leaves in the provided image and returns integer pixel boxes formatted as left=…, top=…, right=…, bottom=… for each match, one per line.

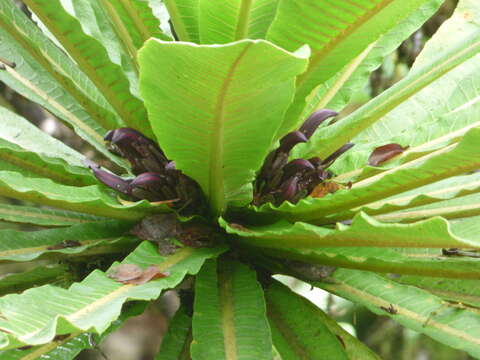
left=1, top=0, right=480, bottom=358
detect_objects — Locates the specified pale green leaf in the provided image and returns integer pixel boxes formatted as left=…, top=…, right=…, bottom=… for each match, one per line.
left=0, top=241, right=225, bottom=349
left=164, top=0, right=199, bottom=42
left=199, top=0, right=279, bottom=44
left=266, top=0, right=434, bottom=137
left=191, top=259, right=273, bottom=360
left=315, top=268, right=480, bottom=358
left=139, top=39, right=309, bottom=214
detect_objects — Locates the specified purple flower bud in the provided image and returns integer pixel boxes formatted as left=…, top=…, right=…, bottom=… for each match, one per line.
left=321, top=143, right=354, bottom=168
left=279, top=131, right=308, bottom=153
left=278, top=176, right=300, bottom=204
left=282, top=159, right=315, bottom=179
left=299, top=109, right=338, bottom=139
left=88, top=163, right=132, bottom=195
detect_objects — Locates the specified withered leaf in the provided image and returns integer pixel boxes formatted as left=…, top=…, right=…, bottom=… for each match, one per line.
left=229, top=223, right=252, bottom=232
left=368, top=143, right=408, bottom=166
left=123, top=266, right=168, bottom=285
left=310, top=182, right=341, bottom=198
left=47, top=240, right=81, bottom=250
left=109, top=264, right=168, bottom=285
left=108, top=264, right=143, bottom=282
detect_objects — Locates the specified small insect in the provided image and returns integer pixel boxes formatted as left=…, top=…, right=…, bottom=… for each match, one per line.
left=47, top=240, right=81, bottom=250
left=380, top=304, right=398, bottom=315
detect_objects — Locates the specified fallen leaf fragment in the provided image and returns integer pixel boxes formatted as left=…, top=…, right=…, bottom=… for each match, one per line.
left=109, top=264, right=168, bottom=285
left=368, top=143, right=408, bottom=166
left=310, top=182, right=341, bottom=198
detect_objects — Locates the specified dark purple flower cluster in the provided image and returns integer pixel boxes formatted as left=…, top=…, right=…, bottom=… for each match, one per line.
left=254, top=109, right=353, bottom=206
left=89, top=128, right=205, bottom=214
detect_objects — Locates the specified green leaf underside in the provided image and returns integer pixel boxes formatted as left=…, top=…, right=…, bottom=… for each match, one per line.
left=258, top=246, right=480, bottom=279
left=267, top=280, right=379, bottom=360
left=191, top=259, right=273, bottom=360
left=23, top=0, right=153, bottom=138
left=155, top=306, right=192, bottom=360
left=0, top=204, right=107, bottom=227
left=0, top=241, right=225, bottom=349
left=199, top=0, right=279, bottom=44
left=224, top=210, right=480, bottom=249
left=266, top=0, right=433, bottom=137
left=266, top=280, right=350, bottom=360
left=315, top=268, right=480, bottom=358
left=0, top=220, right=133, bottom=261
left=0, top=171, right=167, bottom=220
left=314, top=29, right=480, bottom=160
left=391, top=274, right=480, bottom=307
left=261, top=127, right=480, bottom=223
left=0, top=265, right=69, bottom=297
left=293, top=0, right=444, bottom=159
left=163, top=0, right=200, bottom=42
left=0, top=1, right=128, bottom=168
left=139, top=39, right=309, bottom=214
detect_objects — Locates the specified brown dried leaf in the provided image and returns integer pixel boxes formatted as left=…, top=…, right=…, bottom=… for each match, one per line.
left=123, top=266, right=169, bottom=285
left=108, top=264, right=143, bottom=282
left=310, top=182, right=341, bottom=198
left=368, top=143, right=408, bottom=166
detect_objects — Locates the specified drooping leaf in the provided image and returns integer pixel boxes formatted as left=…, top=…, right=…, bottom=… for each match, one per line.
left=266, top=0, right=435, bottom=137
left=0, top=0, right=128, bottom=167
left=155, top=306, right=192, bottom=360
left=262, top=127, right=480, bottom=223
left=0, top=219, right=133, bottom=261
left=23, top=0, right=152, bottom=137
left=315, top=268, right=480, bottom=358
left=191, top=258, right=273, bottom=360
left=198, top=0, right=279, bottom=44
left=139, top=39, right=309, bottom=214
left=0, top=241, right=225, bottom=349
left=163, top=0, right=199, bottom=42
left=0, top=203, right=107, bottom=227
left=0, top=171, right=167, bottom=220
left=266, top=280, right=378, bottom=360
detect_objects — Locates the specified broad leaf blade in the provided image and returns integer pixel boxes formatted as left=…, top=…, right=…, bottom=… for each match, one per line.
left=266, top=280, right=378, bottom=360
left=139, top=39, right=309, bottom=214
left=0, top=171, right=164, bottom=220
left=0, top=204, right=107, bottom=227
left=23, top=0, right=152, bottom=137
left=155, top=306, right=192, bottom=360
left=164, top=0, right=199, bottom=42
left=191, top=259, right=273, bottom=360
left=199, top=0, right=279, bottom=44
left=0, top=241, right=225, bottom=349
left=266, top=0, right=434, bottom=137
left=0, top=1, right=127, bottom=167
left=315, top=268, right=480, bottom=358
left=0, top=220, right=132, bottom=261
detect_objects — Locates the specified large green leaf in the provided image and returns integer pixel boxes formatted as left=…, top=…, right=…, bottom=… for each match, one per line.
left=139, top=39, right=309, bottom=214
left=266, top=0, right=434, bottom=137
left=0, top=220, right=133, bottom=261
left=0, top=107, right=95, bottom=186
left=0, top=204, right=107, bottom=227
left=0, top=1, right=128, bottom=168
left=266, top=280, right=378, bottom=360
left=156, top=306, right=192, bottom=360
left=23, top=0, right=152, bottom=137
left=258, top=246, right=480, bottom=279
left=311, top=29, right=480, bottom=161
left=0, top=171, right=165, bottom=220
left=0, top=241, right=225, bottom=349
left=261, top=127, right=480, bottom=223
left=198, top=0, right=279, bottom=44
left=191, top=258, right=273, bottom=360
left=224, top=211, right=480, bottom=249
left=163, top=0, right=200, bottom=42
left=315, top=268, right=480, bottom=358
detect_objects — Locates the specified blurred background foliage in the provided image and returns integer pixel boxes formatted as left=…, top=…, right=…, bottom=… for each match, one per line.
left=1, top=0, right=474, bottom=359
